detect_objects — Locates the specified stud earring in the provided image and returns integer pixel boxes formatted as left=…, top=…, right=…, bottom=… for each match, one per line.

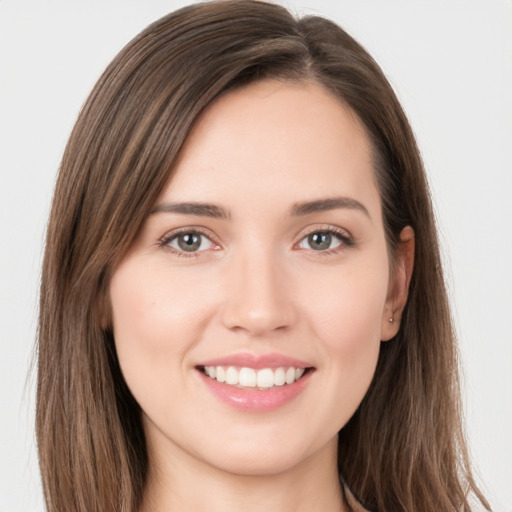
left=389, top=317, right=394, bottom=323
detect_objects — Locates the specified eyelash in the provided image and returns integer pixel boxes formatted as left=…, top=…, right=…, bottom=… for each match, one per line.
left=296, top=226, right=355, bottom=255
left=158, top=225, right=355, bottom=258
left=158, top=227, right=218, bottom=258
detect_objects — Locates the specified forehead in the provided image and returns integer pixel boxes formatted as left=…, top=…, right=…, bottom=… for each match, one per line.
left=160, top=79, right=381, bottom=219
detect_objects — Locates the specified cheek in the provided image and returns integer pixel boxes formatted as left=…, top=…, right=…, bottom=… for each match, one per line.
left=305, top=260, right=389, bottom=345
left=108, top=259, right=213, bottom=405
left=110, top=259, right=209, bottom=347
left=300, top=260, right=388, bottom=406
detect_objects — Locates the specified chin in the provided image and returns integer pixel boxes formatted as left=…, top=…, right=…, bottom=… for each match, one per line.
left=204, top=446, right=312, bottom=477
left=188, top=427, right=339, bottom=478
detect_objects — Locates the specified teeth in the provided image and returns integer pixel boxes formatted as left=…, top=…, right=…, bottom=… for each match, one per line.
left=239, top=367, right=256, bottom=387
left=274, top=367, right=286, bottom=386
left=204, top=365, right=307, bottom=389
left=216, top=366, right=226, bottom=383
left=225, top=366, right=239, bottom=385
left=256, top=368, right=274, bottom=388
left=285, top=367, right=295, bottom=384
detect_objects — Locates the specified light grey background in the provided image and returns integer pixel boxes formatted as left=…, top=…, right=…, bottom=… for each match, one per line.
left=1, top=1, right=510, bottom=511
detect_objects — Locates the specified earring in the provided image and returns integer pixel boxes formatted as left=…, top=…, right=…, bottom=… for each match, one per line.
left=389, top=317, right=394, bottom=323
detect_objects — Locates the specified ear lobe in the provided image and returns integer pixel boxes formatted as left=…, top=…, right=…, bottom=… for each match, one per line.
left=381, top=225, right=415, bottom=341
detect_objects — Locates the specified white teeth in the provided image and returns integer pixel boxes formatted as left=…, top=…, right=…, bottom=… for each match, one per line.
left=225, top=366, right=239, bottom=385
left=216, top=366, right=225, bottom=383
left=274, top=367, right=286, bottom=386
left=203, top=365, right=307, bottom=389
left=256, top=368, right=274, bottom=388
left=239, top=367, right=256, bottom=387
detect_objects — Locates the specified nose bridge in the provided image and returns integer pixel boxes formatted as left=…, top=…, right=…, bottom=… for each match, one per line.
left=221, top=242, right=295, bottom=335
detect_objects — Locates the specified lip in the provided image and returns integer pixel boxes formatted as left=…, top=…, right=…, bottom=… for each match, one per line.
left=196, top=352, right=312, bottom=370
left=195, top=352, right=315, bottom=412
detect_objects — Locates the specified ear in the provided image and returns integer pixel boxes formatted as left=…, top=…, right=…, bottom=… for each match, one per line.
left=381, top=226, right=415, bottom=341
left=95, top=272, right=113, bottom=332
left=97, top=292, right=113, bottom=332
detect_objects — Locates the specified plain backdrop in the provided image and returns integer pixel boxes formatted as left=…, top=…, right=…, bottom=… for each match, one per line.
left=0, top=1, right=511, bottom=511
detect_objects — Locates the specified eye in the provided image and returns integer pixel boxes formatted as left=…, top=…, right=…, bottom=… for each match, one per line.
left=297, top=229, right=349, bottom=252
left=162, top=230, right=216, bottom=254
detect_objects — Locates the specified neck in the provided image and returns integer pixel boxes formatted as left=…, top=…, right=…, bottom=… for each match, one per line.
left=140, top=435, right=347, bottom=512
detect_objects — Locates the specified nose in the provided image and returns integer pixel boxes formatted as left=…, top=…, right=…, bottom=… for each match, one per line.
left=220, top=249, right=297, bottom=336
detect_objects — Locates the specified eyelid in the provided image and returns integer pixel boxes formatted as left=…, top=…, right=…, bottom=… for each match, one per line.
left=158, top=226, right=221, bottom=256
left=294, top=224, right=355, bottom=251
left=157, top=223, right=354, bottom=257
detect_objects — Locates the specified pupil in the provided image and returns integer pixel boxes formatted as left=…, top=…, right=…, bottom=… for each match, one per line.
left=309, top=232, right=331, bottom=250
left=178, top=233, right=201, bottom=251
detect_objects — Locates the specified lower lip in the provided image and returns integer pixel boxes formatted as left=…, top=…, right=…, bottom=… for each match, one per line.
left=197, top=370, right=313, bottom=412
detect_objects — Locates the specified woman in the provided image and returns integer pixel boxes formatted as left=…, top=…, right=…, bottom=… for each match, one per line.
left=36, top=1, right=490, bottom=511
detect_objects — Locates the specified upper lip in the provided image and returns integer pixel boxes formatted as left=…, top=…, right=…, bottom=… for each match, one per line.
left=196, top=352, right=313, bottom=369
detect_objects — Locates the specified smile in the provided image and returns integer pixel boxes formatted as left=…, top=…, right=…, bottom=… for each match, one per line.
left=201, top=365, right=307, bottom=389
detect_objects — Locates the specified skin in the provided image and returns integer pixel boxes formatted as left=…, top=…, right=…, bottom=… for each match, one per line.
left=110, top=79, right=414, bottom=512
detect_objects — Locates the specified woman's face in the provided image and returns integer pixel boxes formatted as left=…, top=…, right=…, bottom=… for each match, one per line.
left=110, top=80, right=401, bottom=477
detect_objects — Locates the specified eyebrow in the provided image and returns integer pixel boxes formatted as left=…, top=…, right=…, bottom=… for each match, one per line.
left=150, top=201, right=231, bottom=219
left=150, top=197, right=369, bottom=220
left=291, top=197, right=370, bottom=217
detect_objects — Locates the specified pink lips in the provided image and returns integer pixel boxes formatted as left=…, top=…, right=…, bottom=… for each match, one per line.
left=196, top=352, right=314, bottom=412
left=198, top=352, right=311, bottom=369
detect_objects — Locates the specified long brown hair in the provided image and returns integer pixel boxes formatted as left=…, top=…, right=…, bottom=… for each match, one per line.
left=36, top=1, right=490, bottom=511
